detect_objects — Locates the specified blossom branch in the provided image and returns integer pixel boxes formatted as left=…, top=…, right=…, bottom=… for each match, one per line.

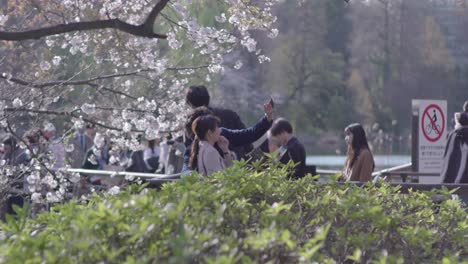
left=4, top=108, right=133, bottom=132
left=0, top=73, right=137, bottom=100
left=0, top=0, right=170, bottom=41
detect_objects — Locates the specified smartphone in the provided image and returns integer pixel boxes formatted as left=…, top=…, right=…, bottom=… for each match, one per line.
left=269, top=97, right=275, bottom=108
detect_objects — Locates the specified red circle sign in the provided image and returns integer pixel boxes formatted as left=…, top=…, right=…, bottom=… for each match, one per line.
left=421, top=104, right=445, bottom=142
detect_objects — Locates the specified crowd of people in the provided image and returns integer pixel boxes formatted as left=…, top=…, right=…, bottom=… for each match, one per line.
left=181, top=85, right=377, bottom=182
left=1, top=86, right=467, bottom=188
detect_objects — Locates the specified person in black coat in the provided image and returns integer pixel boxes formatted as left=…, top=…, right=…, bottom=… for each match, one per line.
left=268, top=118, right=307, bottom=179
left=181, top=100, right=274, bottom=174
left=186, top=85, right=251, bottom=159
left=441, top=111, right=468, bottom=183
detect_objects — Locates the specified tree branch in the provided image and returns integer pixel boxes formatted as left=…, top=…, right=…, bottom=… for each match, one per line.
left=143, top=0, right=171, bottom=31
left=4, top=108, right=138, bottom=132
left=0, top=73, right=138, bottom=100
left=0, top=71, right=138, bottom=88
left=0, top=65, right=209, bottom=91
left=0, top=0, right=170, bottom=41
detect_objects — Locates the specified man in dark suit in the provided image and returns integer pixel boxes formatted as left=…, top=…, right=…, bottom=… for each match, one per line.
left=186, top=85, right=250, bottom=159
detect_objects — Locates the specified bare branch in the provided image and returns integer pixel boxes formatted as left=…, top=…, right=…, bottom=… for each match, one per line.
left=0, top=0, right=170, bottom=41
left=143, top=0, right=171, bottom=31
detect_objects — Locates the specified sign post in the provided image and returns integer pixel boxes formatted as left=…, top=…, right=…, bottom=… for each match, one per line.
left=414, top=100, right=447, bottom=183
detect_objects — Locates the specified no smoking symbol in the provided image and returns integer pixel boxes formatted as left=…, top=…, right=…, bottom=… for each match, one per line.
left=421, top=104, right=445, bottom=142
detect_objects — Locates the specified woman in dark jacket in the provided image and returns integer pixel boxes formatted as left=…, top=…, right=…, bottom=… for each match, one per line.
left=441, top=112, right=468, bottom=183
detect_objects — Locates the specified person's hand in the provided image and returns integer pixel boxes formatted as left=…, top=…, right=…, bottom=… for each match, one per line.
left=217, top=136, right=230, bottom=152
left=264, top=98, right=274, bottom=122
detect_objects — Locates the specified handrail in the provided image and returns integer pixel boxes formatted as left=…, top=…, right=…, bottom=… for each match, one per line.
left=316, top=163, right=442, bottom=183
left=315, top=163, right=414, bottom=177
left=372, top=162, right=412, bottom=177
left=66, top=168, right=182, bottom=180
left=316, top=169, right=340, bottom=175
left=66, top=163, right=438, bottom=182
left=346, top=182, right=468, bottom=195
left=17, top=168, right=468, bottom=196
left=381, top=171, right=440, bottom=177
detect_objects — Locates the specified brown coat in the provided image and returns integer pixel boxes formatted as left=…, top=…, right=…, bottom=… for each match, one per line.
left=343, top=148, right=374, bottom=182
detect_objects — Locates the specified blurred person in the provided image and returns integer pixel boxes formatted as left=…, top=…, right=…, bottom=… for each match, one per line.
left=189, top=115, right=233, bottom=176
left=166, top=135, right=186, bottom=174
left=101, top=143, right=126, bottom=188
left=441, top=111, right=468, bottom=184
left=342, top=123, right=375, bottom=182
left=268, top=119, right=307, bottom=179
left=24, top=129, right=44, bottom=159
left=125, top=135, right=149, bottom=173
left=1, top=136, right=29, bottom=166
left=82, top=133, right=109, bottom=184
left=0, top=136, right=28, bottom=219
left=67, top=126, right=93, bottom=168
left=43, top=122, right=65, bottom=170
left=143, top=135, right=160, bottom=173
left=85, top=123, right=97, bottom=141
left=158, top=134, right=171, bottom=173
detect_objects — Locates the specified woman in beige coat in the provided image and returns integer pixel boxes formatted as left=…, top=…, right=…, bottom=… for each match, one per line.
left=342, top=123, right=375, bottom=182
left=189, top=115, right=233, bottom=176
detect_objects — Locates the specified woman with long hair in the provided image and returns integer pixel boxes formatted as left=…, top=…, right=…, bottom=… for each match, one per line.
left=342, top=123, right=375, bottom=182
left=189, top=115, right=233, bottom=176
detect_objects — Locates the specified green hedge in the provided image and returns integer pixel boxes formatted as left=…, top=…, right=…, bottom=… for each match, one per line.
left=0, top=161, right=467, bottom=263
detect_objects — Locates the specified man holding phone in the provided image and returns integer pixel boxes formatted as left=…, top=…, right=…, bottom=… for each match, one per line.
left=186, top=85, right=254, bottom=159
left=182, top=99, right=274, bottom=174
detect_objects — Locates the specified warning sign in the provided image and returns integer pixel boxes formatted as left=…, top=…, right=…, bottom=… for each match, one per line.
left=421, top=104, right=445, bottom=143
left=417, top=100, right=447, bottom=180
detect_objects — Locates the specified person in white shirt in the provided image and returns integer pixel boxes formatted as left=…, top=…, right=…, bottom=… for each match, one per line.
left=189, top=115, right=233, bottom=176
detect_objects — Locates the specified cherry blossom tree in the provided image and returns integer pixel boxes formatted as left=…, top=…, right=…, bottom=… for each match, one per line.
left=0, top=0, right=280, bottom=205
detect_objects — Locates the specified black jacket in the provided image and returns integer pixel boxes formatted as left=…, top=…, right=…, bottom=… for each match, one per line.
left=279, top=137, right=307, bottom=179
left=183, top=115, right=272, bottom=172
left=82, top=148, right=109, bottom=170
left=126, top=150, right=149, bottom=173
left=441, top=127, right=468, bottom=183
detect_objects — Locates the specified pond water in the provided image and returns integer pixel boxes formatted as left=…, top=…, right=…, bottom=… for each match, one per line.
left=306, top=155, right=411, bottom=170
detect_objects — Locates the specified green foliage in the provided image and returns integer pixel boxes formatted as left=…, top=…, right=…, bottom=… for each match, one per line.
left=0, top=162, right=467, bottom=263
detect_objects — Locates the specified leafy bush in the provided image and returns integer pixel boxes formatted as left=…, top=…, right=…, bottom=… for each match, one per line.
left=0, top=161, right=467, bottom=263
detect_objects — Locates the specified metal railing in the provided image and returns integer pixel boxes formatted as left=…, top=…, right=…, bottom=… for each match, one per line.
left=66, top=168, right=182, bottom=180
left=64, top=166, right=468, bottom=195
left=316, top=169, right=341, bottom=175
left=372, top=163, right=412, bottom=178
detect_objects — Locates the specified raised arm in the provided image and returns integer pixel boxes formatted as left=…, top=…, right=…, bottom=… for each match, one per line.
left=220, top=101, right=274, bottom=147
